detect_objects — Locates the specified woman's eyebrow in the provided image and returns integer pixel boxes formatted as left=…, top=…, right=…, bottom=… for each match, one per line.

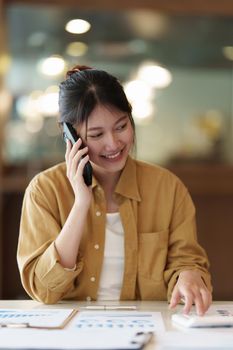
left=87, top=115, right=128, bottom=132
left=87, top=126, right=103, bottom=131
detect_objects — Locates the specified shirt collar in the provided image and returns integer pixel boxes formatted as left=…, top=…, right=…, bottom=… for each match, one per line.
left=115, top=156, right=141, bottom=201
left=91, top=156, right=141, bottom=202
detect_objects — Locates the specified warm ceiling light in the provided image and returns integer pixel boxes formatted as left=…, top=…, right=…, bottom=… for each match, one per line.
left=66, top=42, right=88, bottom=57
left=16, top=91, right=42, bottom=119
left=37, top=92, right=59, bottom=116
left=137, top=62, right=172, bottom=88
left=39, top=56, right=65, bottom=76
left=132, top=100, right=154, bottom=121
left=124, top=80, right=153, bottom=102
left=222, top=46, right=233, bottom=61
left=65, top=19, right=91, bottom=34
left=37, top=86, right=59, bottom=116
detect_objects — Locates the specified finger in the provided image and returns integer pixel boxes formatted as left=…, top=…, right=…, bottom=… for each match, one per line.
left=70, top=147, right=89, bottom=177
left=68, top=143, right=87, bottom=178
left=65, top=140, right=72, bottom=175
left=65, top=139, right=72, bottom=160
left=182, top=293, right=193, bottom=314
left=193, top=291, right=205, bottom=316
left=200, top=288, right=212, bottom=313
left=77, top=155, right=90, bottom=182
left=66, top=139, right=82, bottom=176
left=73, top=146, right=89, bottom=162
left=169, top=288, right=181, bottom=309
left=68, top=138, right=82, bottom=159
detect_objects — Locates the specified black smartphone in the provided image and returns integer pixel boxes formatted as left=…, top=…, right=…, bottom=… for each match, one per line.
left=63, top=122, right=92, bottom=186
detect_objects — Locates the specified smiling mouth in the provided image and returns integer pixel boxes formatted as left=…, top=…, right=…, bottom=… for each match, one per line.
left=102, top=149, right=123, bottom=159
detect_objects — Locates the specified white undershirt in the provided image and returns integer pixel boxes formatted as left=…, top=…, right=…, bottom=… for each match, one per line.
left=97, top=212, right=124, bottom=301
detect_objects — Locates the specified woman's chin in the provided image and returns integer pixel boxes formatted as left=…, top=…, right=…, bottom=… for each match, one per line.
left=92, top=152, right=128, bottom=175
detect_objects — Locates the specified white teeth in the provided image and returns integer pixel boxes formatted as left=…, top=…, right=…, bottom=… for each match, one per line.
left=104, top=151, right=121, bottom=159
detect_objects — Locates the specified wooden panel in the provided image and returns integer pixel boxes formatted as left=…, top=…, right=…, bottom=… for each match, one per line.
left=169, top=164, right=233, bottom=301
left=169, top=164, right=233, bottom=196
left=194, top=195, right=233, bottom=300
left=2, top=192, right=28, bottom=299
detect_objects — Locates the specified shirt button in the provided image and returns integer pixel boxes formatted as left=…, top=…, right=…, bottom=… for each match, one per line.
left=96, top=211, right=101, bottom=216
left=90, top=277, right=95, bottom=282
left=94, top=244, right=99, bottom=250
left=86, top=296, right=91, bottom=301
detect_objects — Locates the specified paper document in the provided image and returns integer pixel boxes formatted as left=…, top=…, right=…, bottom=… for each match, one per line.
left=0, top=310, right=162, bottom=349
left=0, top=328, right=154, bottom=349
left=68, top=310, right=165, bottom=332
left=0, top=308, right=76, bottom=329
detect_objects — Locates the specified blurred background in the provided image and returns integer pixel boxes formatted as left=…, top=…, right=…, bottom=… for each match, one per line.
left=0, top=0, right=233, bottom=300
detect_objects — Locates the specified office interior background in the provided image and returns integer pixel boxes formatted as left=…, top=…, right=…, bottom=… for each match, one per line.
left=0, top=0, right=233, bottom=300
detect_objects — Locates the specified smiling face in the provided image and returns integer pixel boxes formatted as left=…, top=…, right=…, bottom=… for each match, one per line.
left=77, top=104, right=134, bottom=180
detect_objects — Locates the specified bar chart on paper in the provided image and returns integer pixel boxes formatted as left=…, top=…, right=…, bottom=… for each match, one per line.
left=69, top=311, right=165, bottom=332
left=0, top=309, right=75, bottom=328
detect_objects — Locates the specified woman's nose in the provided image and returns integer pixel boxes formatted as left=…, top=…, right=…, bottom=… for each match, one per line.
left=105, top=133, right=119, bottom=149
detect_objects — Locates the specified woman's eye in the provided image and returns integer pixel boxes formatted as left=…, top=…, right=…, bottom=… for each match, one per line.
left=88, top=133, right=103, bottom=139
left=116, top=123, right=127, bottom=131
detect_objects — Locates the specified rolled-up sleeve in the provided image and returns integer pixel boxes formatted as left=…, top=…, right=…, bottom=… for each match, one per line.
left=17, top=182, right=84, bottom=304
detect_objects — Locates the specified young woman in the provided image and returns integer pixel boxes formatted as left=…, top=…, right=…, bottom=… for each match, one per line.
left=17, top=65, right=212, bottom=314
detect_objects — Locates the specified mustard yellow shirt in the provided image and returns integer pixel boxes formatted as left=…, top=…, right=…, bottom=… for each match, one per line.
left=17, top=156, right=211, bottom=304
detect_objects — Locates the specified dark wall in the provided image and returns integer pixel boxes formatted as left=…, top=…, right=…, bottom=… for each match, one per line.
left=194, top=194, right=233, bottom=300
left=2, top=192, right=28, bottom=299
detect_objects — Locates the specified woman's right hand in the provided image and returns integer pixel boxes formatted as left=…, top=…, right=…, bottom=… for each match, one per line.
left=65, top=138, right=92, bottom=210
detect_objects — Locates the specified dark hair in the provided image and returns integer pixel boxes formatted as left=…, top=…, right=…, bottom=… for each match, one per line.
left=58, top=65, right=135, bottom=136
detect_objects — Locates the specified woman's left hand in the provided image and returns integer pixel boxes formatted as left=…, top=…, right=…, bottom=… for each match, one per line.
left=169, top=270, right=212, bottom=315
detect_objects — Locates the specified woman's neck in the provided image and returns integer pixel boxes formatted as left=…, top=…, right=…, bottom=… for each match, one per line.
left=95, top=171, right=120, bottom=193
left=93, top=164, right=121, bottom=191
left=93, top=167, right=121, bottom=213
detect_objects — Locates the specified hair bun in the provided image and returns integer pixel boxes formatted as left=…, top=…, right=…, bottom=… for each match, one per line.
left=66, top=65, right=92, bottom=78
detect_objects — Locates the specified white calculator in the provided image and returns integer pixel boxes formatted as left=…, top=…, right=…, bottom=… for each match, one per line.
left=172, top=309, right=233, bottom=328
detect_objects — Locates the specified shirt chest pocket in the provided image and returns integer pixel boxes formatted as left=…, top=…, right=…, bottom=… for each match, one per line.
left=138, top=230, right=169, bottom=281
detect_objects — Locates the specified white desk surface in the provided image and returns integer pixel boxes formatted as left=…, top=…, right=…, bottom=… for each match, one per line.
left=0, top=300, right=233, bottom=349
